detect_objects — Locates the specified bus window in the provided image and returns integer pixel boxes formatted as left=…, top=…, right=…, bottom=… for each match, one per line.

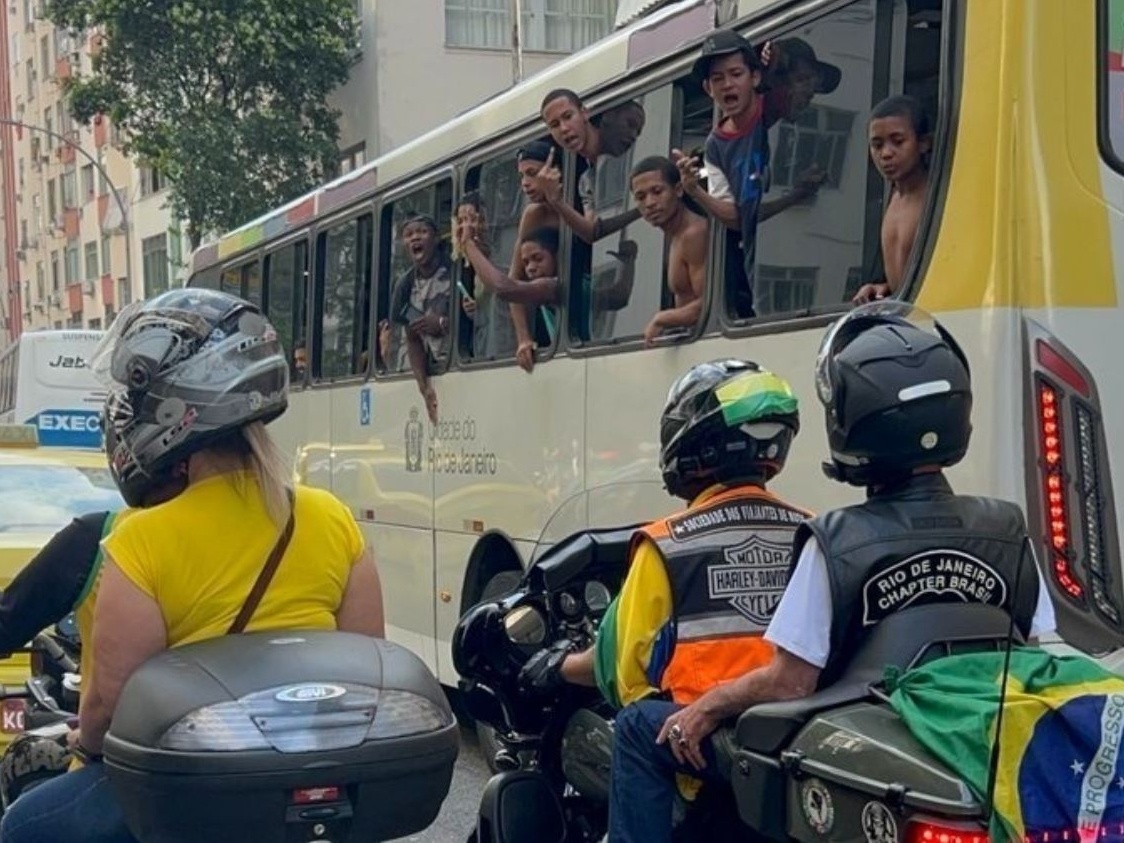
left=460, top=147, right=552, bottom=364
left=376, top=180, right=454, bottom=375
left=244, top=260, right=262, bottom=307
left=220, top=265, right=243, bottom=297
left=722, top=0, right=937, bottom=319
left=192, top=265, right=222, bottom=291
left=565, top=78, right=710, bottom=348
left=314, top=213, right=373, bottom=381
left=1101, top=0, right=1124, bottom=171
left=263, top=239, right=310, bottom=385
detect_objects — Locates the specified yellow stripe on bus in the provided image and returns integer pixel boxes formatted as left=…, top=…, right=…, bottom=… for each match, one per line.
left=918, top=0, right=1116, bottom=313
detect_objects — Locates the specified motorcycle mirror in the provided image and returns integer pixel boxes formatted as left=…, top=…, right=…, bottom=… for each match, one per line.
left=503, top=606, right=547, bottom=647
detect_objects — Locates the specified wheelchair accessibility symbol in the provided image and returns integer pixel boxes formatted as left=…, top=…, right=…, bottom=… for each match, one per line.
left=359, top=387, right=372, bottom=426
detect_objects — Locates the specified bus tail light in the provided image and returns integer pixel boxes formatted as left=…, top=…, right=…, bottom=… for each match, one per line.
left=1024, top=321, right=1122, bottom=648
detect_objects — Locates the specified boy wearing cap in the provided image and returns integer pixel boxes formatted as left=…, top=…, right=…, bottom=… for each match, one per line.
left=673, top=30, right=769, bottom=318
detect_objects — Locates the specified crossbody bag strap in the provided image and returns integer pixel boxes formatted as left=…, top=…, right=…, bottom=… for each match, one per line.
left=227, top=489, right=296, bottom=635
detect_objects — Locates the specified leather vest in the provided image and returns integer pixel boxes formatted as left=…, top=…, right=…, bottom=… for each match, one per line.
left=794, top=474, right=1040, bottom=687
left=637, top=486, right=811, bottom=704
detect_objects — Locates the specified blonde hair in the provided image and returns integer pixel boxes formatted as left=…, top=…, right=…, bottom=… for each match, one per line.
left=242, top=421, right=294, bottom=526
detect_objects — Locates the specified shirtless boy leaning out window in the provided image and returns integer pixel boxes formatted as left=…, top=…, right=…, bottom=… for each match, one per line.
left=629, top=156, right=709, bottom=347
left=853, top=95, right=932, bottom=304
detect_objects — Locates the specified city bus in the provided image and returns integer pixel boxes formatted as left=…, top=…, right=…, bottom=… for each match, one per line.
left=0, top=330, right=106, bottom=449
left=186, top=0, right=1124, bottom=684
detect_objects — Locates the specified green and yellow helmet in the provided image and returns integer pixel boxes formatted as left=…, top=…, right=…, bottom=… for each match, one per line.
left=659, top=359, right=799, bottom=499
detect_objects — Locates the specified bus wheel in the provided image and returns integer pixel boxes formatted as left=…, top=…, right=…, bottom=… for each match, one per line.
left=475, top=569, right=522, bottom=773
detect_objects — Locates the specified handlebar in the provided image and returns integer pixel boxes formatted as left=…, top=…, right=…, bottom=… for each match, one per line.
left=31, top=633, right=78, bottom=675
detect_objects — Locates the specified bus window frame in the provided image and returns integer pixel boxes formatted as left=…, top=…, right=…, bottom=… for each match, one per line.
left=712, top=0, right=960, bottom=341
left=372, top=167, right=457, bottom=384
left=558, top=63, right=720, bottom=360
left=308, top=201, right=378, bottom=388
left=456, top=132, right=570, bottom=372
left=219, top=254, right=261, bottom=301
left=261, top=229, right=314, bottom=391
left=1096, top=0, right=1124, bottom=176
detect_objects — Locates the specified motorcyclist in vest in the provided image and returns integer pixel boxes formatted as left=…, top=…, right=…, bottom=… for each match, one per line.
left=653, top=303, right=1058, bottom=796
left=520, top=359, right=811, bottom=842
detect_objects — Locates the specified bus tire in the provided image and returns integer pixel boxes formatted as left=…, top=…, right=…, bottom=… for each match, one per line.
left=475, top=569, right=522, bottom=773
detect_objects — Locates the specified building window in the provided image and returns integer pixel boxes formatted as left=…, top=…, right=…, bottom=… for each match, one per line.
left=100, top=234, right=112, bottom=275
left=61, top=170, right=76, bottom=209
left=117, top=276, right=131, bottom=308
left=338, top=143, right=366, bottom=176
left=64, top=245, right=80, bottom=285
left=84, top=241, right=99, bottom=280
left=142, top=234, right=170, bottom=297
left=50, top=250, right=60, bottom=291
left=772, top=105, right=857, bottom=190
left=35, top=262, right=44, bottom=299
left=445, top=0, right=616, bottom=53
left=25, top=59, right=34, bottom=101
left=39, top=34, right=49, bottom=74
left=81, top=164, right=95, bottom=201
left=139, top=167, right=165, bottom=197
left=87, top=317, right=102, bottom=330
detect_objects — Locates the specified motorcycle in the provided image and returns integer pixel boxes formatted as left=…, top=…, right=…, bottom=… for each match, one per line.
left=454, top=482, right=1012, bottom=842
left=0, top=614, right=83, bottom=812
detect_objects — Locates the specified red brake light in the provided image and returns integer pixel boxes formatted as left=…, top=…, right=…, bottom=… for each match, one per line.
left=1036, top=339, right=1090, bottom=398
left=291, top=786, right=342, bottom=804
left=906, top=819, right=989, bottom=843
left=1036, top=382, right=1083, bottom=599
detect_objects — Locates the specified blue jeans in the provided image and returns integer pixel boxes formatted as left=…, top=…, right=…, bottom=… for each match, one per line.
left=608, top=699, right=725, bottom=843
left=0, top=762, right=136, bottom=842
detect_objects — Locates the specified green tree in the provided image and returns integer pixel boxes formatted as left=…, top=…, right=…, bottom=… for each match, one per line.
left=48, top=0, right=357, bottom=247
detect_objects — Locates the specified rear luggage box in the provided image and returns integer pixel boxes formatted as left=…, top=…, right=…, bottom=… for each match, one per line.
left=104, top=631, right=458, bottom=843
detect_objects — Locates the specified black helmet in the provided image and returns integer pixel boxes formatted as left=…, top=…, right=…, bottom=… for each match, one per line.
left=660, top=359, right=799, bottom=500
left=92, top=288, right=289, bottom=507
left=815, top=301, right=971, bottom=487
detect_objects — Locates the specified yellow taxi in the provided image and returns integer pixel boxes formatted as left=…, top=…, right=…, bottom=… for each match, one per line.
left=0, top=424, right=122, bottom=747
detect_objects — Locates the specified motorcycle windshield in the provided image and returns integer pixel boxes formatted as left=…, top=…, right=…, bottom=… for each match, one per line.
left=529, top=480, right=675, bottom=565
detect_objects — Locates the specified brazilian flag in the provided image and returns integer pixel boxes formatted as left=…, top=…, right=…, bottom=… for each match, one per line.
left=889, top=648, right=1124, bottom=841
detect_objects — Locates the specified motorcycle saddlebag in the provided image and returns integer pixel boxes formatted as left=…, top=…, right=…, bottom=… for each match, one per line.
left=103, top=631, right=458, bottom=843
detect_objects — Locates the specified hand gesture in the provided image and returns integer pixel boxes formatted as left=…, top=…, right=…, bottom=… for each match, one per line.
left=643, top=314, right=664, bottom=348
left=461, top=296, right=476, bottom=319
left=671, top=148, right=702, bottom=194
left=528, top=148, right=563, bottom=205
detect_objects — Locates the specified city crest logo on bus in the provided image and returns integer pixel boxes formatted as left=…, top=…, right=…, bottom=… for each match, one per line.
left=405, top=407, right=424, bottom=472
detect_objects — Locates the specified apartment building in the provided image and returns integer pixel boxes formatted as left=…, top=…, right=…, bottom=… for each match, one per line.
left=334, top=0, right=619, bottom=170
left=0, top=0, right=619, bottom=344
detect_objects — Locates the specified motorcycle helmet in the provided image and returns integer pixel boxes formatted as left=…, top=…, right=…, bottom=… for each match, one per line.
left=92, top=288, right=289, bottom=507
left=660, top=359, right=799, bottom=500
left=815, top=300, right=971, bottom=487
left=0, top=723, right=72, bottom=811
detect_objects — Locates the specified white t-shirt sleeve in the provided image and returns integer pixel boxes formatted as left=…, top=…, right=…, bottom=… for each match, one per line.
left=704, top=155, right=732, bottom=201
left=764, top=538, right=833, bottom=669
left=1028, top=544, right=1058, bottom=639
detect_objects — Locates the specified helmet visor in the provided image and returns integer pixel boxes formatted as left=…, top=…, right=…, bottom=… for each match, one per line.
left=814, top=301, right=942, bottom=405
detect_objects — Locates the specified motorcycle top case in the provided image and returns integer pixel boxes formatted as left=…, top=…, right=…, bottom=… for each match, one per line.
left=103, top=631, right=458, bottom=843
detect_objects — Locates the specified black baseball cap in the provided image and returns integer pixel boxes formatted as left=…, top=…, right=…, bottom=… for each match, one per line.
left=774, top=37, right=841, bottom=94
left=692, top=30, right=763, bottom=81
left=516, top=139, right=557, bottom=164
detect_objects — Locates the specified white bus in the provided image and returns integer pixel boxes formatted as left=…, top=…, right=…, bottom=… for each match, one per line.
left=0, top=330, right=107, bottom=449
left=187, top=0, right=1124, bottom=683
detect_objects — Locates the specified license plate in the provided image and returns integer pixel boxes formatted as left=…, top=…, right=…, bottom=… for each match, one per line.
left=1, top=699, right=26, bottom=734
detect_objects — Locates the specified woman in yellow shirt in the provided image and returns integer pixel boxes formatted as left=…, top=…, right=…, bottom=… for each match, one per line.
left=1, top=289, right=384, bottom=843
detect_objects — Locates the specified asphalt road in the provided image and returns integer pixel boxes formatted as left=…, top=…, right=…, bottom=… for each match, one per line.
left=390, top=721, right=492, bottom=843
